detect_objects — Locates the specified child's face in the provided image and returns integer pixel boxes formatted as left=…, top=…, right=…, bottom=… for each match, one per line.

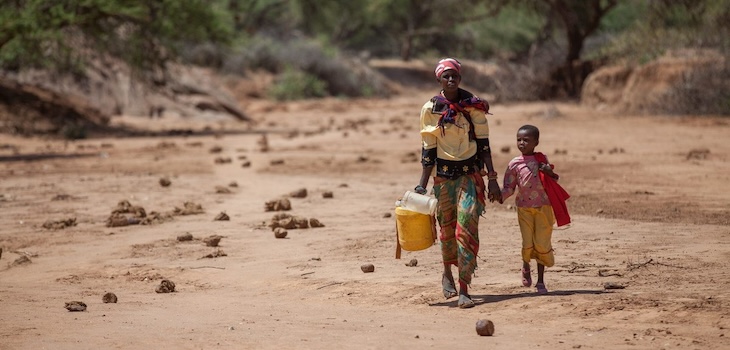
left=516, top=129, right=539, bottom=155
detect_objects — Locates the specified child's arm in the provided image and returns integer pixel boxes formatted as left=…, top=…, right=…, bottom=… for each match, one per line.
left=500, top=164, right=517, bottom=202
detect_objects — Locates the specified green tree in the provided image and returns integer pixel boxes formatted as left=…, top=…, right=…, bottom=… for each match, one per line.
left=0, top=0, right=233, bottom=72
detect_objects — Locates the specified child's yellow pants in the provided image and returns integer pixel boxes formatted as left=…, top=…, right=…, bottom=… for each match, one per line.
left=517, top=205, right=555, bottom=267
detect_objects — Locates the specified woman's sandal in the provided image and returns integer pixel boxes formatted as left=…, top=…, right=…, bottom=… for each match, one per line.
left=535, top=282, right=548, bottom=295
left=521, top=267, right=532, bottom=287
left=442, top=274, right=458, bottom=299
left=458, top=294, right=475, bottom=309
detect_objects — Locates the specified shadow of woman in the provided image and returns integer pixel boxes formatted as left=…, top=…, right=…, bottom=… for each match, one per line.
left=429, top=289, right=608, bottom=308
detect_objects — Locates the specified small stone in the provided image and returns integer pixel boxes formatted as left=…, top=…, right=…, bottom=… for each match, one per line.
left=289, top=188, right=307, bottom=198
left=596, top=209, right=604, bottom=214
left=65, top=301, right=87, bottom=312
left=274, top=227, right=288, bottom=239
left=204, top=235, right=223, bottom=247
left=241, top=161, right=251, bottom=168
left=177, top=232, right=194, bottom=241
left=11, top=255, right=31, bottom=266
left=361, top=264, right=375, bottom=273
left=228, top=181, right=238, bottom=187
left=102, top=292, right=118, bottom=303
left=159, top=177, right=171, bottom=187
left=475, top=319, right=495, bottom=336
left=603, top=282, right=626, bottom=290
left=322, top=191, right=334, bottom=199
left=215, top=186, right=232, bottom=194
left=155, top=279, right=176, bottom=293
left=214, top=212, right=230, bottom=221
left=405, top=259, right=418, bottom=267
left=309, top=218, right=325, bottom=228
left=383, top=213, right=392, bottom=218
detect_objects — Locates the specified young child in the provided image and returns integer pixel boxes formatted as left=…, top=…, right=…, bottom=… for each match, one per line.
left=500, top=125, right=570, bottom=294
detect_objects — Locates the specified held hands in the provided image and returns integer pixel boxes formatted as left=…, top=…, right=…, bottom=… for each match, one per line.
left=487, top=180, right=502, bottom=204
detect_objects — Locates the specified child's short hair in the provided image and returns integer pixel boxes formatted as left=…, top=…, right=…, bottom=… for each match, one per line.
left=518, top=124, right=540, bottom=139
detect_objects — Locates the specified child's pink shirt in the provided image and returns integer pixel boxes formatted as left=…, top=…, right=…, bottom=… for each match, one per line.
left=501, top=154, right=551, bottom=208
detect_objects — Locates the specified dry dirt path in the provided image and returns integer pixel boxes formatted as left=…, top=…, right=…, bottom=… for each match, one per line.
left=1, top=100, right=728, bottom=349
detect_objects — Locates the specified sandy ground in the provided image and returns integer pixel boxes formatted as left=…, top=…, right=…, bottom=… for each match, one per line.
left=1, top=92, right=729, bottom=350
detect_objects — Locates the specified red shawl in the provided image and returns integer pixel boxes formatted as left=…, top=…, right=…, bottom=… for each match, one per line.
left=534, top=152, right=571, bottom=227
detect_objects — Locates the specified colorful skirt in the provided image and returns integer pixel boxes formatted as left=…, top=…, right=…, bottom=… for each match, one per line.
left=433, top=172, right=486, bottom=285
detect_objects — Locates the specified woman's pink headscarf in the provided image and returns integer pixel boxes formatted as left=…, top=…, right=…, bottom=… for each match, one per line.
left=434, top=58, right=461, bottom=79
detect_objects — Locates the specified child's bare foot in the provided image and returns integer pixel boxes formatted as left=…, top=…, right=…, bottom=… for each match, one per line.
left=521, top=266, right=532, bottom=287
left=535, top=282, right=548, bottom=295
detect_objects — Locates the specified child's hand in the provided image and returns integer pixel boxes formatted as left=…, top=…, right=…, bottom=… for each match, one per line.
left=539, top=163, right=559, bottom=180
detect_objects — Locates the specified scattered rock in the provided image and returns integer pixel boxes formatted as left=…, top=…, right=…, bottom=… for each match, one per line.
left=111, top=200, right=147, bottom=218
left=361, top=264, right=375, bottom=273
left=102, top=292, right=118, bottom=303
left=173, top=202, right=204, bottom=215
left=201, top=249, right=227, bottom=259
left=405, top=259, right=418, bottom=267
left=269, top=213, right=311, bottom=230
left=42, top=217, right=77, bottom=230
left=241, top=160, right=252, bottom=167
left=338, top=183, right=349, bottom=188
left=11, top=255, right=31, bottom=266
left=140, top=211, right=174, bottom=225
left=554, top=149, right=568, bottom=155
left=309, top=218, right=325, bottom=228
left=51, top=194, right=73, bottom=201
left=687, top=148, right=710, bottom=160
left=274, top=227, right=288, bottom=239
left=177, top=232, right=194, bottom=242
left=264, top=198, right=291, bottom=212
left=228, top=181, right=238, bottom=187
left=159, top=177, right=172, bottom=187
left=65, top=301, right=87, bottom=312
left=203, top=235, right=223, bottom=247
left=500, top=146, right=511, bottom=153
left=475, top=319, right=495, bottom=336
left=322, top=191, right=334, bottom=199
left=214, top=157, right=232, bottom=164
left=289, top=188, right=308, bottom=198
left=608, top=147, right=625, bottom=154
left=596, top=209, right=604, bottom=214
left=257, top=134, right=269, bottom=152
left=603, top=282, right=626, bottom=290
left=215, top=185, right=232, bottom=194
left=155, top=279, right=176, bottom=293
left=357, top=155, right=369, bottom=163
left=106, top=214, right=141, bottom=227
left=214, top=212, right=230, bottom=221
left=209, top=146, right=223, bottom=153
left=270, top=159, right=285, bottom=166
left=383, top=213, right=392, bottom=218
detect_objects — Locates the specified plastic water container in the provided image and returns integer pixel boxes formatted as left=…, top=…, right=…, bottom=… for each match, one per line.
left=394, top=191, right=437, bottom=215
left=395, top=207, right=436, bottom=252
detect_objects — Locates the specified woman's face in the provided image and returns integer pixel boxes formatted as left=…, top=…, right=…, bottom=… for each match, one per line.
left=439, top=70, right=461, bottom=93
